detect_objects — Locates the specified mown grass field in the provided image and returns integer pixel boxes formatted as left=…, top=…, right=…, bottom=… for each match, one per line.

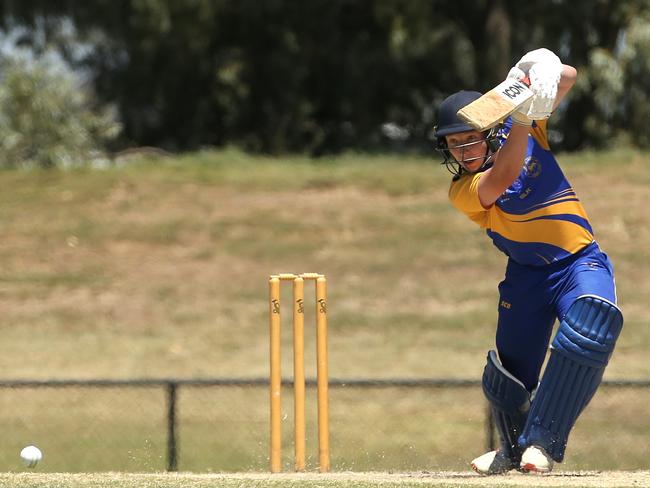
left=1, top=471, right=649, bottom=488
left=0, top=148, right=648, bottom=475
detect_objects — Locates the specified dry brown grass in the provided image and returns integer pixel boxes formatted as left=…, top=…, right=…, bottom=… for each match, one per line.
left=0, top=148, right=647, bottom=381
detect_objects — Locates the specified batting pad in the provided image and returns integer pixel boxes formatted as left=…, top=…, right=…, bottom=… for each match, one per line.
left=483, top=350, right=531, bottom=460
left=519, top=296, right=623, bottom=462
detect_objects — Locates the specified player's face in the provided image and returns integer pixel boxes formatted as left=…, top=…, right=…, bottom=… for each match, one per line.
left=445, top=131, right=490, bottom=173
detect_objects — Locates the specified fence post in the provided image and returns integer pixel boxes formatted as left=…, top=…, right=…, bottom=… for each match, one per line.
left=166, top=382, right=178, bottom=471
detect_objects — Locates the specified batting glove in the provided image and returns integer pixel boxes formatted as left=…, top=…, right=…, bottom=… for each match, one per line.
left=515, top=48, right=562, bottom=76
left=507, top=66, right=527, bottom=83
left=527, top=62, right=561, bottom=119
left=511, top=106, right=533, bottom=127
left=513, top=48, right=562, bottom=120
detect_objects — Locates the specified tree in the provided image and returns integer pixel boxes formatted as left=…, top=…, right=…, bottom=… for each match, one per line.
left=0, top=52, right=121, bottom=168
left=2, top=0, right=650, bottom=154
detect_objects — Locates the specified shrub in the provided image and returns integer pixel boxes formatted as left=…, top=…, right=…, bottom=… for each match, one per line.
left=0, top=53, right=121, bottom=168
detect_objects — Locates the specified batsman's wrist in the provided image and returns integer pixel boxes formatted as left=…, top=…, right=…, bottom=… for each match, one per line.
left=511, top=112, right=532, bottom=127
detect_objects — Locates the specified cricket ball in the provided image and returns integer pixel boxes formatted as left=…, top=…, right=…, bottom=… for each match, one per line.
left=20, top=445, right=43, bottom=468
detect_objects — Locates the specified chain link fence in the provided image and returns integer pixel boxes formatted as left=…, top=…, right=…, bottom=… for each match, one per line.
left=0, top=378, right=648, bottom=472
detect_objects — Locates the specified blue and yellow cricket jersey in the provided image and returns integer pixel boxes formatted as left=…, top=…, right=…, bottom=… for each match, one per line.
left=449, top=118, right=594, bottom=266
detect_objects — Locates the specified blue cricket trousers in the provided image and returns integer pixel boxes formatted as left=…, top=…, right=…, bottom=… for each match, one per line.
left=495, top=242, right=617, bottom=391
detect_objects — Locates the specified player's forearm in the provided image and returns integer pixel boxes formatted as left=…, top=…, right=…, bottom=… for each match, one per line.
left=491, top=126, right=529, bottom=185
left=553, top=65, right=577, bottom=110
left=477, top=126, right=529, bottom=207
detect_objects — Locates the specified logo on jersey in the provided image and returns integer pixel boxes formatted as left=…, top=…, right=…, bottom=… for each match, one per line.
left=502, top=178, right=523, bottom=197
left=524, top=156, right=542, bottom=178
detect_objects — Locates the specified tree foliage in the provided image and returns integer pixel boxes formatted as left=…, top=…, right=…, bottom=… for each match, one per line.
left=0, top=53, right=121, bottom=168
left=1, top=0, right=649, bottom=155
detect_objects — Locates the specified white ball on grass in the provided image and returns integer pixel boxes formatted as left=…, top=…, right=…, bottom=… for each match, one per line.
left=20, top=445, right=43, bottom=468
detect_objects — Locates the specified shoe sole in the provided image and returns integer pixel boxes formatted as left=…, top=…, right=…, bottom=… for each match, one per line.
left=521, top=463, right=552, bottom=473
left=471, top=463, right=490, bottom=475
left=471, top=463, right=514, bottom=476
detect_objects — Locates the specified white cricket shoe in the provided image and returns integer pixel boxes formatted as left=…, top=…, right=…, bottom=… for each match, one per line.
left=471, top=449, right=519, bottom=475
left=520, top=445, right=554, bottom=473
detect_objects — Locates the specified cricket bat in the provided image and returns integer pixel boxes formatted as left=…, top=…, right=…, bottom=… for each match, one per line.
left=457, top=77, right=533, bottom=131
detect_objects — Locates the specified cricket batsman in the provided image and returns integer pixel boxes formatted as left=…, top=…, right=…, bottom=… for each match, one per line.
left=432, top=48, right=623, bottom=474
